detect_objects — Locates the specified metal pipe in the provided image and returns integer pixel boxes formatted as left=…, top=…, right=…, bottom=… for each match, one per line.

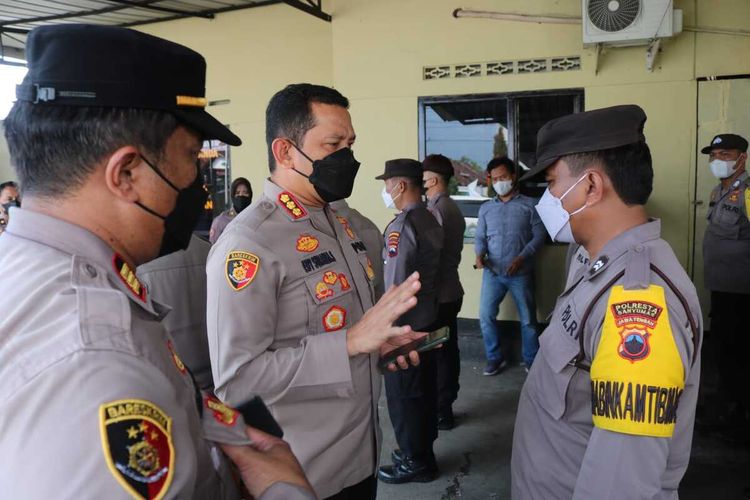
left=452, top=8, right=581, bottom=25
left=453, top=7, right=750, bottom=37
left=684, top=26, right=750, bottom=37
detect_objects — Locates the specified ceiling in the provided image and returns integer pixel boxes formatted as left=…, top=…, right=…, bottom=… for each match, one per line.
left=0, top=0, right=330, bottom=61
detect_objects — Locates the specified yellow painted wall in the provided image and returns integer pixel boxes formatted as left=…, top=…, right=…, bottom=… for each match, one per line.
left=138, top=3, right=334, bottom=196
left=330, top=0, right=704, bottom=319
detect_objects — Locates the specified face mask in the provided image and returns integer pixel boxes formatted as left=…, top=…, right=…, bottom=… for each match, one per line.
left=291, top=144, right=361, bottom=202
left=709, top=159, right=737, bottom=179
left=535, top=174, right=589, bottom=243
left=2, top=199, right=20, bottom=212
left=381, top=185, right=402, bottom=209
left=493, top=180, right=513, bottom=197
left=136, top=156, right=208, bottom=258
left=232, top=195, right=252, bottom=213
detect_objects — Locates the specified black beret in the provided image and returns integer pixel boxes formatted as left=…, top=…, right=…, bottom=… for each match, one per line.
left=701, top=134, right=748, bottom=154
left=15, top=24, right=240, bottom=146
left=422, top=154, right=454, bottom=178
left=521, top=104, right=646, bottom=180
left=375, top=158, right=423, bottom=180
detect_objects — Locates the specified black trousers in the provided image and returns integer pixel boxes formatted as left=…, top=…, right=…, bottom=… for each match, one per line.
left=435, top=299, right=463, bottom=412
left=383, top=349, right=438, bottom=460
left=712, top=291, right=750, bottom=408
left=324, top=475, right=377, bottom=500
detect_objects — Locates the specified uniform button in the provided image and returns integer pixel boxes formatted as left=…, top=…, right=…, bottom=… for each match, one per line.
left=262, top=201, right=273, bottom=210
left=84, top=264, right=98, bottom=278
left=635, top=245, right=644, bottom=253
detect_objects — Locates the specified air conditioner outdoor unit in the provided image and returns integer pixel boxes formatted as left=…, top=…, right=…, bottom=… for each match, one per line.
left=582, top=0, right=683, bottom=46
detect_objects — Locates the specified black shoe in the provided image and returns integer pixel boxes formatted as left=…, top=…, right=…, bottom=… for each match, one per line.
left=378, top=456, right=438, bottom=484
left=438, top=407, right=455, bottom=430
left=391, top=448, right=406, bottom=466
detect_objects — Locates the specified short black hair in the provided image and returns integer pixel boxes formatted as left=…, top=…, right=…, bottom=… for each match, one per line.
left=4, top=102, right=179, bottom=198
left=561, top=141, right=652, bottom=205
left=0, top=181, right=18, bottom=191
left=486, top=156, right=516, bottom=177
left=231, top=177, right=252, bottom=198
left=265, top=83, right=349, bottom=172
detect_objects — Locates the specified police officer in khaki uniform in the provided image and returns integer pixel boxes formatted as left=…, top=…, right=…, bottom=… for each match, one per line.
left=511, top=105, right=702, bottom=499
left=422, top=154, right=465, bottom=429
left=701, top=133, right=750, bottom=428
left=0, top=25, right=313, bottom=500
left=138, top=233, right=214, bottom=390
left=207, top=84, right=427, bottom=500
left=376, top=159, right=444, bottom=484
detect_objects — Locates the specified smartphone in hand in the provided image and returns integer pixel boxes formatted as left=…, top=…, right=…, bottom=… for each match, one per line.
left=378, top=326, right=450, bottom=370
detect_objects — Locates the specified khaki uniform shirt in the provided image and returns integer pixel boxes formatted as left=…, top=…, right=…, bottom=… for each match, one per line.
left=138, top=234, right=214, bottom=390
left=0, top=209, right=312, bottom=500
left=512, top=220, right=702, bottom=499
left=207, top=180, right=382, bottom=499
left=703, top=172, right=750, bottom=293
left=427, top=192, right=465, bottom=304
left=330, top=199, right=385, bottom=300
left=383, top=202, right=443, bottom=331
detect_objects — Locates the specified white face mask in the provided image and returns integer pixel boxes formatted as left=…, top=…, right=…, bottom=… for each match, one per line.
left=535, top=174, right=589, bottom=243
left=493, top=180, right=513, bottom=197
left=381, top=185, right=401, bottom=209
left=709, top=159, right=737, bottom=179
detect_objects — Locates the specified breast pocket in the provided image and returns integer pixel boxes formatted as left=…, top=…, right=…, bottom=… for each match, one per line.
left=530, top=299, right=583, bottom=420
left=304, top=268, right=357, bottom=335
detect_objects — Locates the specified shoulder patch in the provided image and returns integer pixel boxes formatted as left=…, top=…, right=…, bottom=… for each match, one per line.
left=590, top=285, right=685, bottom=438
left=277, top=192, right=308, bottom=220
left=225, top=251, right=260, bottom=291
left=113, top=254, right=147, bottom=302
left=100, top=399, right=174, bottom=499
left=387, top=231, right=400, bottom=257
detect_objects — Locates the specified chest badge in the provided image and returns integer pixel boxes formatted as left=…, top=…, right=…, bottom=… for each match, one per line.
left=225, top=251, right=260, bottom=291
left=323, top=305, right=347, bottom=332
left=336, top=216, right=357, bottom=240
left=296, top=234, right=319, bottom=253
left=100, top=399, right=174, bottom=499
left=365, top=257, right=375, bottom=281
left=315, top=282, right=334, bottom=300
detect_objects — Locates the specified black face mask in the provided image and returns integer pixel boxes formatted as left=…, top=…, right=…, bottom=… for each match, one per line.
left=2, top=199, right=20, bottom=212
left=290, top=144, right=361, bottom=203
left=232, top=195, right=252, bottom=213
left=136, top=155, right=208, bottom=258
